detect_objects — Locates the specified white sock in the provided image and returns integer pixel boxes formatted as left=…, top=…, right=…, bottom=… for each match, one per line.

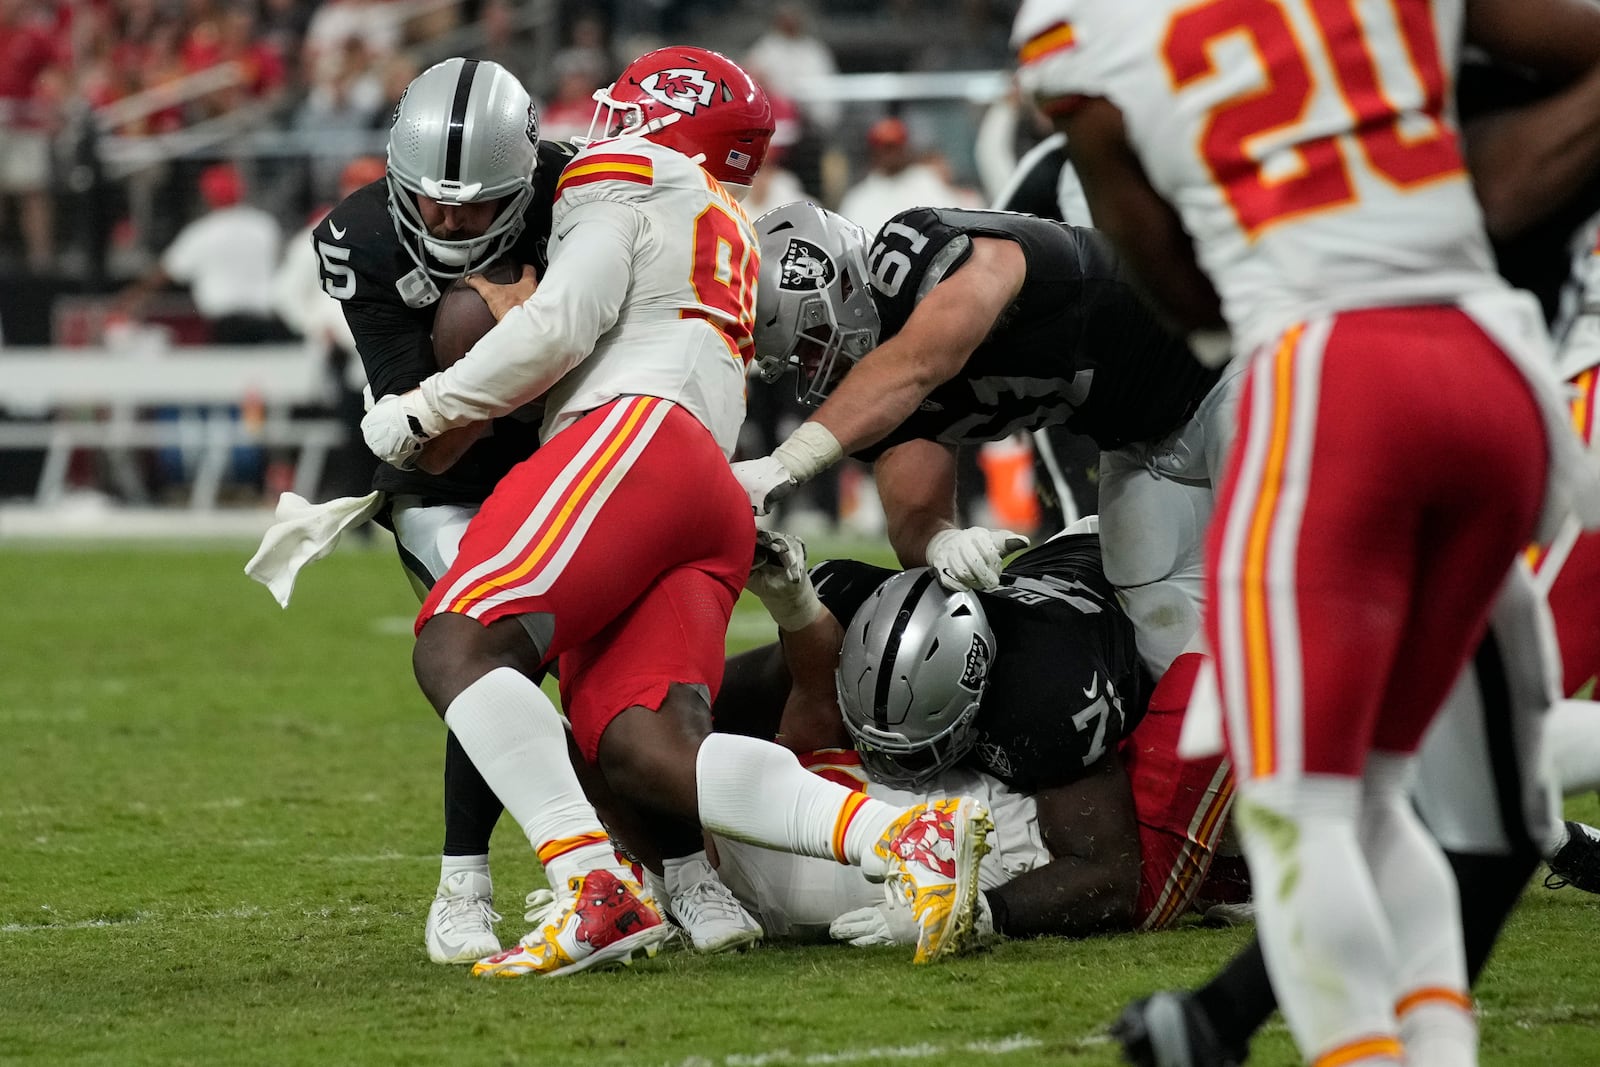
left=695, top=733, right=901, bottom=867
left=1361, top=753, right=1475, bottom=1067
left=439, top=853, right=490, bottom=885
left=1236, top=775, right=1403, bottom=1065
left=443, top=668, right=610, bottom=884
left=1547, top=699, right=1600, bottom=794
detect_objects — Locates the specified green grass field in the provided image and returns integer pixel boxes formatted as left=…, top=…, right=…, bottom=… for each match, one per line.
left=2, top=541, right=1596, bottom=1066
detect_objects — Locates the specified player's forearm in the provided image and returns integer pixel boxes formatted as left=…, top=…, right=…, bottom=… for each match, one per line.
left=1467, top=61, right=1600, bottom=240
left=983, top=850, right=1140, bottom=939
left=805, top=355, right=942, bottom=461
left=874, top=442, right=961, bottom=568
left=419, top=207, right=634, bottom=426
left=420, top=298, right=592, bottom=425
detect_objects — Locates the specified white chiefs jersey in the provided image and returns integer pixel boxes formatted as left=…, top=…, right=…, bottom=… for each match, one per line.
left=1012, top=0, right=1505, bottom=357
left=539, top=135, right=756, bottom=455
left=424, top=135, right=757, bottom=457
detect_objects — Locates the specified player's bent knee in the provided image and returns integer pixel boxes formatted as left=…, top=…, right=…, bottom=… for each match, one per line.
left=413, top=613, right=545, bottom=715
left=595, top=689, right=712, bottom=819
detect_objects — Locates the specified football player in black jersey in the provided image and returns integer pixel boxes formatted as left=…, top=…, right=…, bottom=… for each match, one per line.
left=716, top=526, right=1232, bottom=942
left=736, top=201, right=1230, bottom=682
left=990, top=131, right=1102, bottom=533
left=312, top=58, right=644, bottom=967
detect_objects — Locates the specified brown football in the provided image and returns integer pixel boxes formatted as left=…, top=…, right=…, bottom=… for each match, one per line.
left=417, top=257, right=523, bottom=475
left=430, top=257, right=523, bottom=368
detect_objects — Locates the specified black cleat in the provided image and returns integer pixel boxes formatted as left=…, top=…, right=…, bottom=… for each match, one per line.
left=1544, top=820, right=1600, bottom=894
left=1112, top=991, right=1247, bottom=1067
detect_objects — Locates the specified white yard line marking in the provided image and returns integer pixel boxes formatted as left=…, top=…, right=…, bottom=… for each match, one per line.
left=664, top=1033, right=1107, bottom=1067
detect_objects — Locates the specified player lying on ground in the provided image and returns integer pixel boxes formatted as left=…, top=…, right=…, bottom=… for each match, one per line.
left=709, top=526, right=1236, bottom=943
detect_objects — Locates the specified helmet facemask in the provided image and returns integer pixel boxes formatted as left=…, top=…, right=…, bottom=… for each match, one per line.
left=386, top=174, right=533, bottom=277
left=753, top=203, right=882, bottom=405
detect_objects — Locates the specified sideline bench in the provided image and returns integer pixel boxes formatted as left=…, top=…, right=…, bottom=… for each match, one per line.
left=0, top=344, right=347, bottom=509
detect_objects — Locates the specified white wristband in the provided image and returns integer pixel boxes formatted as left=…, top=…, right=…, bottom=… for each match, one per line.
left=768, top=582, right=825, bottom=633
left=772, top=421, right=844, bottom=484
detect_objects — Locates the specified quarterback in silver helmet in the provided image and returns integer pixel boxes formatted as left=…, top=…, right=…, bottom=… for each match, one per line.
left=386, top=57, right=539, bottom=278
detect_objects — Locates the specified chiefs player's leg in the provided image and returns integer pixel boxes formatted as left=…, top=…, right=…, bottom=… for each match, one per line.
left=1119, top=653, right=1235, bottom=933
left=1357, top=319, right=1546, bottom=1066
left=413, top=400, right=712, bottom=973
left=1207, top=314, right=1437, bottom=1067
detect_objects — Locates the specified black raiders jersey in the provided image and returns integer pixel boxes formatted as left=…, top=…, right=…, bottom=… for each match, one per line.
left=312, top=139, right=577, bottom=503
left=854, top=207, right=1218, bottom=461
left=811, top=533, right=1150, bottom=793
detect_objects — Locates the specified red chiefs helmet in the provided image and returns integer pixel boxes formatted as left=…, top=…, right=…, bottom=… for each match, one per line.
left=589, top=46, right=774, bottom=198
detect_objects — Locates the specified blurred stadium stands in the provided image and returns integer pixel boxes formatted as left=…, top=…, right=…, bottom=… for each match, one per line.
left=0, top=0, right=1039, bottom=529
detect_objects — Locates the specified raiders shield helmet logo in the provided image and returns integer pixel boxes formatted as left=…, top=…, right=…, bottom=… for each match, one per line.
left=778, top=238, right=837, bottom=292
left=958, top=633, right=991, bottom=692
left=639, top=69, right=717, bottom=114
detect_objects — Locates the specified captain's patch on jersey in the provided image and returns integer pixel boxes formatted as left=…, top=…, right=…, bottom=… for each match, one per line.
left=639, top=69, right=716, bottom=114
left=778, top=238, right=836, bottom=291
left=960, top=633, right=992, bottom=692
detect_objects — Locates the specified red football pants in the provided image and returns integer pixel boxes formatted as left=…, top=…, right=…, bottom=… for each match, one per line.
left=420, top=397, right=755, bottom=760
left=1208, top=308, right=1548, bottom=781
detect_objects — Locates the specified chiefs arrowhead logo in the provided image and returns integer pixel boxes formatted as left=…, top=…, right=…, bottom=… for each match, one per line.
left=639, top=68, right=717, bottom=114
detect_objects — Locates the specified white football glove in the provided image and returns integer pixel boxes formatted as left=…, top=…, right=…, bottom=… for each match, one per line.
left=360, top=389, right=447, bottom=471
left=828, top=896, right=920, bottom=948
left=924, top=526, right=1031, bottom=591
left=732, top=454, right=799, bottom=516
left=746, top=530, right=824, bottom=631
left=829, top=891, right=997, bottom=948
left=732, top=422, right=845, bottom=515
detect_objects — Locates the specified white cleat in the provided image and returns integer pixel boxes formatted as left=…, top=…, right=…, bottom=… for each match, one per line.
left=425, top=870, right=502, bottom=964
left=664, top=853, right=764, bottom=954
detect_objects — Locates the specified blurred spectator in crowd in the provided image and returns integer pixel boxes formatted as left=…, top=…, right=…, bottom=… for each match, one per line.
left=293, top=34, right=388, bottom=200
left=370, top=50, right=418, bottom=127
left=558, top=11, right=617, bottom=88
left=837, top=117, right=976, bottom=236
left=537, top=48, right=605, bottom=143
left=474, top=0, right=539, bottom=94
left=118, top=162, right=289, bottom=344
left=203, top=8, right=290, bottom=118
left=303, top=0, right=402, bottom=89
left=272, top=154, right=385, bottom=500
left=907, top=0, right=1014, bottom=73
left=0, top=0, right=67, bottom=274
left=258, top=0, right=315, bottom=70
left=745, top=3, right=839, bottom=132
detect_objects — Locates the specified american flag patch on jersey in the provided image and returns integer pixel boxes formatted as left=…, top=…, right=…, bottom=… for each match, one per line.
left=725, top=148, right=752, bottom=172
left=556, top=153, right=654, bottom=195
left=1017, top=20, right=1076, bottom=64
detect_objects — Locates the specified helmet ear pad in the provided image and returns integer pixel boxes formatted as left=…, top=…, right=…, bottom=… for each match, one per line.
left=751, top=202, right=882, bottom=405
left=836, top=569, right=994, bottom=790
left=385, top=58, right=539, bottom=280
left=590, top=46, right=774, bottom=190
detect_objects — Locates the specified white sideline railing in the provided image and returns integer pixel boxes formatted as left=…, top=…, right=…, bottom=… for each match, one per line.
left=0, top=344, right=346, bottom=510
